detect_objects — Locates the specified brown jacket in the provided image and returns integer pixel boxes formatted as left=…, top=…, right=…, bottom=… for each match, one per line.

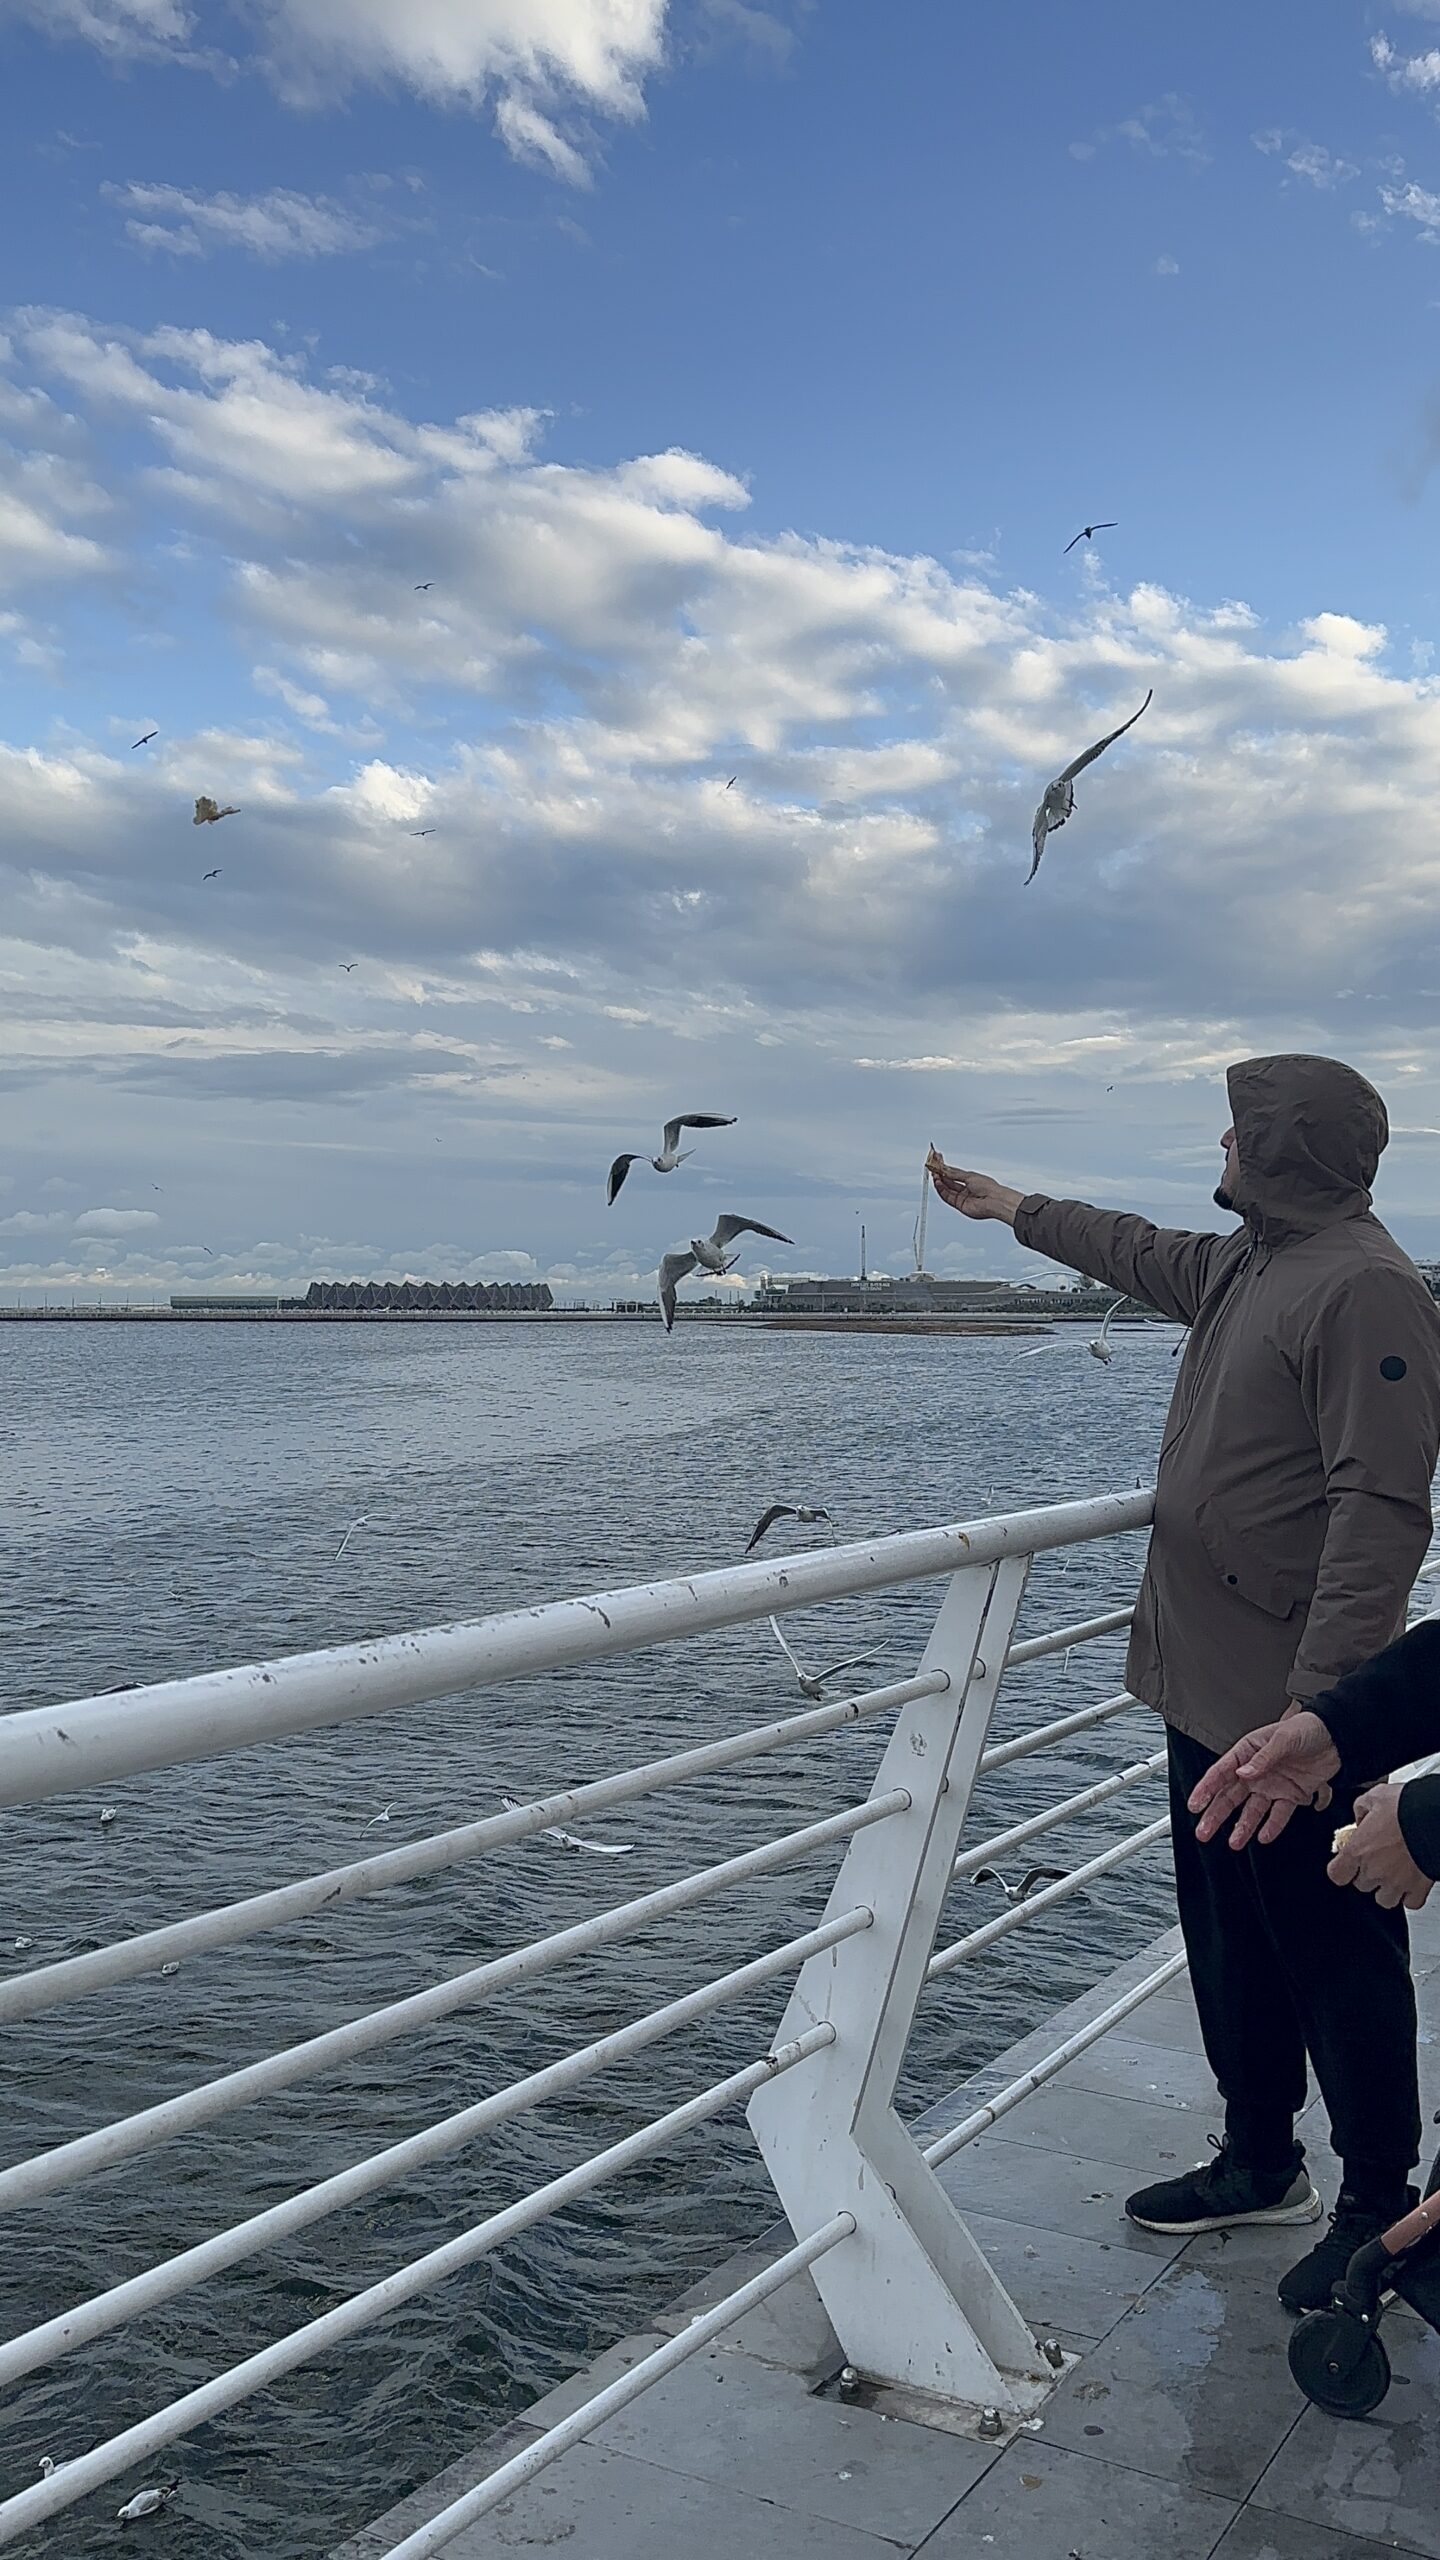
left=1013, top=1054, right=1440, bottom=1754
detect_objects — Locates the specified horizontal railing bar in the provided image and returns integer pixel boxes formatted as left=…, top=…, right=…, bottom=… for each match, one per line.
left=1004, top=1605, right=1135, bottom=1666
left=977, top=1689, right=1142, bottom=1773
left=920, top=1949, right=1189, bottom=2169
left=0, top=2027, right=836, bottom=2547
left=0, top=1491, right=1154, bottom=1807
left=0, top=1795, right=906, bottom=2211
left=927, top=1817, right=1173, bottom=1977
left=0, top=1675, right=938, bottom=2027
left=0, top=1905, right=875, bottom=2390
left=379, top=2215, right=857, bottom=2560
left=951, top=1751, right=1167, bottom=1880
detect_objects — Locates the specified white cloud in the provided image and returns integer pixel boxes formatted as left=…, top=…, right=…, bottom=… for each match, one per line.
left=1152, top=254, right=1180, bottom=276
left=1372, top=30, right=1440, bottom=92
left=103, top=181, right=389, bottom=261
left=74, top=1207, right=161, bottom=1233
left=1252, top=131, right=1359, bottom=189
left=5, top=310, right=1440, bottom=1285
left=13, top=0, right=675, bottom=183
left=1379, top=175, right=1440, bottom=238
left=1075, top=94, right=1208, bottom=168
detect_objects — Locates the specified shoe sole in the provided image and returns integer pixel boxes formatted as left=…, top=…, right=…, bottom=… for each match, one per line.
left=1127, top=2184, right=1323, bottom=2236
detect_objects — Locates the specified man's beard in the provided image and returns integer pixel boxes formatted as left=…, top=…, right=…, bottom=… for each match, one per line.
left=1213, top=1183, right=1237, bottom=1213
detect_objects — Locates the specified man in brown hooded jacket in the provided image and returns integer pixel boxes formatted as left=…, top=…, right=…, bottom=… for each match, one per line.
left=929, top=1054, right=1440, bottom=2310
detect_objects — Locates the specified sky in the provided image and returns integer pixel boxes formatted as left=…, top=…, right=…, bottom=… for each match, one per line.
left=3, top=0, right=1440, bottom=1306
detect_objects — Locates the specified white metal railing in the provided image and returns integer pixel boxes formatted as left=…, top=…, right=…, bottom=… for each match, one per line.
left=0, top=1488, right=1194, bottom=2548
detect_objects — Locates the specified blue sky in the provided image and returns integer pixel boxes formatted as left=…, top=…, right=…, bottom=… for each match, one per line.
left=3, top=0, right=1440, bottom=1303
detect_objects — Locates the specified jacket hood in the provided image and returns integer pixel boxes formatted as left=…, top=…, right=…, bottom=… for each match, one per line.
left=1226, top=1053, right=1388, bottom=1242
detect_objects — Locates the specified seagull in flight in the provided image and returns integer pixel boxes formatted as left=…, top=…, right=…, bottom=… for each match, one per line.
left=193, top=796, right=240, bottom=826
left=414, top=582, right=432, bottom=591
left=725, top=775, right=737, bottom=788
left=363, top=1805, right=395, bottom=1829
left=1088, top=1298, right=1122, bottom=1365
left=131, top=730, right=158, bottom=749
left=201, top=868, right=221, bottom=882
left=970, top=1865, right=1068, bottom=1904
left=746, top=1503, right=835, bottom=1553
left=1028, top=688, right=1152, bottom=884
left=608, top=1113, right=737, bottom=1205
left=1062, top=523, right=1117, bottom=553
left=410, top=827, right=435, bottom=837
left=340, top=962, right=358, bottom=972
left=500, top=1796, right=633, bottom=1855
left=658, top=1214, right=793, bottom=1331
left=334, top=1515, right=371, bottom=1562
left=767, top=1616, right=883, bottom=1703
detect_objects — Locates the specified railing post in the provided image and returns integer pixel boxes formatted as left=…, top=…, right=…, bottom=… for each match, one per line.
left=748, top=1552, right=1051, bottom=2413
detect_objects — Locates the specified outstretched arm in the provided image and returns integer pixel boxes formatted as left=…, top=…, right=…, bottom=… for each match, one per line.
left=926, top=1151, right=1230, bottom=1326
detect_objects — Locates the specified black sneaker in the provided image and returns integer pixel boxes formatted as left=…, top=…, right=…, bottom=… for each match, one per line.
left=1126, top=2136, right=1322, bottom=2236
left=1278, top=2186, right=1419, bottom=2314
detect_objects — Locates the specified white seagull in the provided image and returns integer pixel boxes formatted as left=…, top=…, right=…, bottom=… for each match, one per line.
left=334, top=1516, right=370, bottom=1562
left=117, top=2480, right=180, bottom=2522
left=658, top=1215, right=794, bottom=1331
left=99, top=1807, right=117, bottom=1827
left=767, top=1617, right=883, bottom=1703
left=607, top=1114, right=737, bottom=1205
left=971, top=1865, right=1068, bottom=1904
left=500, top=1796, right=634, bottom=1855
left=1027, top=688, right=1152, bottom=884
left=746, top=1503, right=835, bottom=1553
left=192, top=796, right=240, bottom=826
left=1088, top=1299, right=1123, bottom=1365
left=363, top=1805, right=395, bottom=1829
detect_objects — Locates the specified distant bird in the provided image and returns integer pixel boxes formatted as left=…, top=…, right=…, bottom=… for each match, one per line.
left=38, top=2456, right=61, bottom=2478
left=971, top=1866, right=1068, bottom=1904
left=99, top=1807, right=117, bottom=1827
left=192, top=797, right=239, bottom=825
left=410, top=827, right=435, bottom=837
left=658, top=1214, right=793, bottom=1331
left=725, top=776, right=737, bottom=788
left=117, top=2480, right=179, bottom=2523
left=131, top=730, right=158, bottom=749
left=767, top=1616, right=882, bottom=1703
left=199, top=1246, right=216, bottom=1257
left=414, top=582, right=432, bottom=591
left=1088, top=1299, right=1122, bottom=1365
left=607, top=1113, right=737, bottom=1205
left=159, top=1961, right=179, bottom=1977
left=201, top=868, right=221, bottom=882
left=334, top=1515, right=370, bottom=1562
left=746, top=1503, right=834, bottom=1553
left=1063, top=523, right=1117, bottom=554
left=500, top=1796, right=633, bottom=1855
left=1027, top=688, right=1152, bottom=884
left=13, top=1937, right=33, bottom=1952
left=339, top=962, right=358, bottom=973
left=363, top=1805, right=394, bottom=1830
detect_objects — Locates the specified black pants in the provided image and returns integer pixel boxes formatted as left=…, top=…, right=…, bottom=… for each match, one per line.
left=1168, top=1726, right=1422, bottom=2207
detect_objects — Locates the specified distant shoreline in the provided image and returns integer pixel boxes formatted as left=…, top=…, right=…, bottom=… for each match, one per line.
left=0, top=1304, right=1148, bottom=1332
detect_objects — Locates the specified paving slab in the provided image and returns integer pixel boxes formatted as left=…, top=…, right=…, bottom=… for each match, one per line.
left=1250, top=2308, right=1440, bottom=2558
left=970, top=2082, right=1220, bottom=2170
left=1210, top=2510, right=1434, bottom=2560
left=934, top=2128, right=1186, bottom=2251
left=441, top=2437, right=917, bottom=2557
left=954, top=2203, right=1171, bottom=2342
left=911, top=2435, right=1237, bottom=2559
left=586, top=2343, right=1004, bottom=2543
left=1056, top=2030, right=1228, bottom=2113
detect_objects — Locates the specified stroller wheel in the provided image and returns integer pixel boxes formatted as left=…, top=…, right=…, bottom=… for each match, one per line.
left=1289, top=2309, right=1391, bottom=2416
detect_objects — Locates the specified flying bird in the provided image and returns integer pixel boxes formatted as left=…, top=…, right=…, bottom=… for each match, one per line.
left=658, top=1214, right=793, bottom=1331
left=363, top=1805, right=395, bottom=1830
left=1088, top=1299, right=1122, bottom=1365
left=339, top=961, right=358, bottom=972
left=410, top=827, right=435, bottom=837
left=608, top=1113, right=738, bottom=1205
left=201, top=868, right=221, bottom=882
left=193, top=797, right=239, bottom=826
left=117, top=2480, right=180, bottom=2524
left=1027, top=688, right=1152, bottom=884
left=1062, top=523, right=1118, bottom=554
left=971, top=1865, right=1068, bottom=1904
left=414, top=582, right=432, bottom=591
left=766, top=1616, right=882, bottom=1703
left=334, top=1515, right=370, bottom=1562
left=131, top=730, right=158, bottom=749
left=500, top=1796, right=633, bottom=1855
left=725, top=775, right=737, bottom=788
left=746, top=1503, right=835, bottom=1553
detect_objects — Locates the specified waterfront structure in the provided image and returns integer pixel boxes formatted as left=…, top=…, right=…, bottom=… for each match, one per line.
left=295, top=1279, right=553, bottom=1313
left=3, top=1495, right=1435, bottom=2554
left=754, top=1273, right=1137, bottom=1319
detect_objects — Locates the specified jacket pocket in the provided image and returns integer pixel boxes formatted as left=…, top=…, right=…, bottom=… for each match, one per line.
left=1195, top=1497, right=1310, bottom=1621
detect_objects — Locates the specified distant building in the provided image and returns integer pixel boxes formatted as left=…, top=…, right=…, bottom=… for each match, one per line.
left=169, top=1294, right=282, bottom=1311
left=295, top=1279, right=553, bottom=1312
left=752, top=1275, right=1138, bottom=1319
left=1417, top=1262, right=1440, bottom=1305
